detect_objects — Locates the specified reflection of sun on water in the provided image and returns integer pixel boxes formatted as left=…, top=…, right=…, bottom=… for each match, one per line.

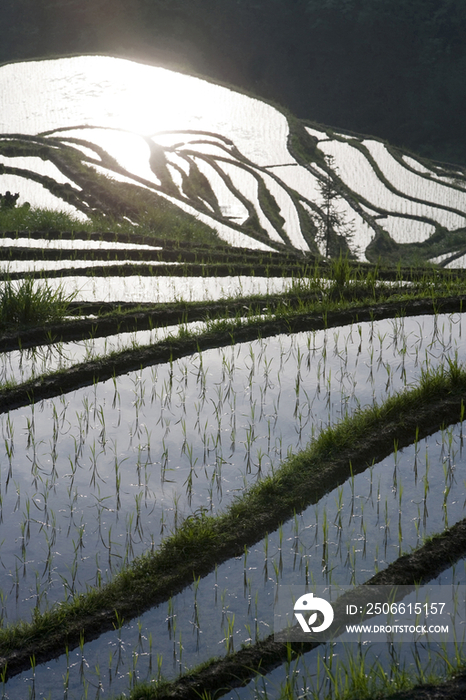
left=58, top=127, right=163, bottom=186
left=98, top=58, right=202, bottom=134
left=2, top=54, right=292, bottom=165
left=52, top=57, right=225, bottom=183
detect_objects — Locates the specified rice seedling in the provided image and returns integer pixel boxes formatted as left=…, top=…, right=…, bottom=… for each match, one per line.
left=1, top=273, right=466, bottom=699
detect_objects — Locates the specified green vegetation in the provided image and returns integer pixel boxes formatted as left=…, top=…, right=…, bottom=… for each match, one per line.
left=1, top=62, right=466, bottom=700
left=2, top=3, right=466, bottom=696
left=1, top=230, right=466, bottom=699
left=0, top=204, right=86, bottom=234
left=312, top=156, right=356, bottom=258
left=65, top=164, right=225, bottom=247
left=0, top=191, right=222, bottom=248
left=2, top=248, right=466, bottom=407
left=113, top=619, right=466, bottom=700
left=3, top=91, right=466, bottom=264
left=0, top=275, right=75, bottom=331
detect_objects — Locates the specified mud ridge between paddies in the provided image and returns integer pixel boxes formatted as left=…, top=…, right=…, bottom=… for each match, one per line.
left=0, top=229, right=305, bottom=262
left=0, top=367, right=465, bottom=679
left=1, top=294, right=466, bottom=409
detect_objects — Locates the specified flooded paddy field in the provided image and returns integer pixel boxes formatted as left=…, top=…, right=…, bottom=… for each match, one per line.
left=3, top=395, right=466, bottom=698
left=2, top=55, right=466, bottom=265
left=0, top=308, right=466, bottom=698
left=2, top=54, right=466, bottom=700
left=2, top=312, right=463, bottom=618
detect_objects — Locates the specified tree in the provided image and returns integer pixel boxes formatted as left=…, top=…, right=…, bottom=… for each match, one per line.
left=314, top=155, right=356, bottom=258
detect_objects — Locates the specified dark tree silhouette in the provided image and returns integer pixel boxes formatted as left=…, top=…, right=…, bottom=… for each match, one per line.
left=314, top=157, right=355, bottom=259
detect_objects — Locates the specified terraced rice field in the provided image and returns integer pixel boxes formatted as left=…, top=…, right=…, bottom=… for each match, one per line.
left=2, top=55, right=466, bottom=265
left=2, top=55, right=466, bottom=700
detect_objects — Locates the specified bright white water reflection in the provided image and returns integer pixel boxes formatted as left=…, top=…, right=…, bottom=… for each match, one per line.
left=0, top=321, right=208, bottom=385
left=0, top=236, right=160, bottom=251
left=0, top=259, right=177, bottom=274
left=1, top=57, right=291, bottom=165
left=2, top=56, right=466, bottom=261
left=43, top=275, right=300, bottom=303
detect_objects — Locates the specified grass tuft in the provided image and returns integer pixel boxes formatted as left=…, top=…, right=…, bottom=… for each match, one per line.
left=0, top=205, right=88, bottom=234
left=0, top=275, right=76, bottom=331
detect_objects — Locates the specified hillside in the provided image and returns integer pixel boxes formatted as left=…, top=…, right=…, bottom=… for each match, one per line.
left=2, top=56, right=466, bottom=267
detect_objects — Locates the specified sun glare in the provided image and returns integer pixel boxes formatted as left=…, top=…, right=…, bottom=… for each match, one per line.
left=98, top=58, right=202, bottom=135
